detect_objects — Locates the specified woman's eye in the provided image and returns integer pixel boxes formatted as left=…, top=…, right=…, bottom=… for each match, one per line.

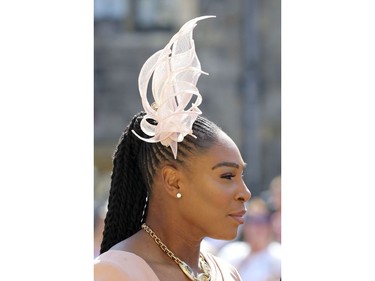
left=221, top=174, right=235, bottom=180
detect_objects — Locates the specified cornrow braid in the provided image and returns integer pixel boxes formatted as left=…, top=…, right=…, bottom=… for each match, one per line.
left=100, top=112, right=221, bottom=254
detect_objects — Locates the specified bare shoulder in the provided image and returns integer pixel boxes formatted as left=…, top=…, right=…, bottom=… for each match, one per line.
left=111, top=231, right=143, bottom=251
left=107, top=231, right=182, bottom=281
left=110, top=230, right=157, bottom=262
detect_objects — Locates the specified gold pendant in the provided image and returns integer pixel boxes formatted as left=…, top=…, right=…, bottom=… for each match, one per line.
left=200, top=260, right=211, bottom=275
left=197, top=273, right=210, bottom=281
left=179, top=261, right=196, bottom=281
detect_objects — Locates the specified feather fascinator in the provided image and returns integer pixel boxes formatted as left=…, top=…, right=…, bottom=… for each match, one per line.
left=132, top=15, right=216, bottom=159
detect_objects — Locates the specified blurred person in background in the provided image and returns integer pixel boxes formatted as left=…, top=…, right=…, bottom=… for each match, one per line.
left=268, top=176, right=281, bottom=243
left=218, top=196, right=281, bottom=281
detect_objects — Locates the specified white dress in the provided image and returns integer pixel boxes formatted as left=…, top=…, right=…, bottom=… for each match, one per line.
left=94, top=250, right=243, bottom=281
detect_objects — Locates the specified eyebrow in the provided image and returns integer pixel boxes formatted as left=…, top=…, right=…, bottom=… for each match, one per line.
left=211, top=162, right=246, bottom=170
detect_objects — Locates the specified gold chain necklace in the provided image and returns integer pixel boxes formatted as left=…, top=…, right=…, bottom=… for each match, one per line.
left=141, top=223, right=211, bottom=281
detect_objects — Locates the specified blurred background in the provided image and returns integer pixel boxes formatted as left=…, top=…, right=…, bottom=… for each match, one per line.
left=94, top=0, right=280, bottom=279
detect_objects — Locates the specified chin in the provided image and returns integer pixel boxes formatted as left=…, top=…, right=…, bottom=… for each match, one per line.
left=209, top=227, right=239, bottom=241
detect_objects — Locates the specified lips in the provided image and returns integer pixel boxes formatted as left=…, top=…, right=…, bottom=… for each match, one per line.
left=228, top=210, right=247, bottom=224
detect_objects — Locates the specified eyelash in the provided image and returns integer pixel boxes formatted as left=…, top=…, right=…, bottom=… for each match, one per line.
left=221, top=173, right=235, bottom=180
left=221, top=173, right=245, bottom=180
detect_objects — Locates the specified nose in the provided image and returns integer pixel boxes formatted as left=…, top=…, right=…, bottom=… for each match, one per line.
left=236, top=179, right=252, bottom=202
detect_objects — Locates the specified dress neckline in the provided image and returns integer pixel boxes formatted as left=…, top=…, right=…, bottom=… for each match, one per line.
left=103, top=249, right=217, bottom=281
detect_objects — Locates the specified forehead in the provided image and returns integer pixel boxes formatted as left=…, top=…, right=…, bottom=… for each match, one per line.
left=188, top=131, right=245, bottom=169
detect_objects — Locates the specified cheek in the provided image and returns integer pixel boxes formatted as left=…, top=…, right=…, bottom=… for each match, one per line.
left=180, top=177, right=241, bottom=239
left=188, top=175, right=222, bottom=197
left=191, top=177, right=233, bottom=206
left=207, top=186, right=234, bottom=208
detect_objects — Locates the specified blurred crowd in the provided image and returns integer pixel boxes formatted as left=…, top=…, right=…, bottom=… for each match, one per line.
left=94, top=175, right=281, bottom=281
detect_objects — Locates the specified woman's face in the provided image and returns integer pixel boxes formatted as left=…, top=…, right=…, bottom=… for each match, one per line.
left=177, top=131, right=251, bottom=240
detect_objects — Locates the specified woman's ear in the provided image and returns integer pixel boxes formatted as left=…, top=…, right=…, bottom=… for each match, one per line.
left=161, top=165, right=181, bottom=197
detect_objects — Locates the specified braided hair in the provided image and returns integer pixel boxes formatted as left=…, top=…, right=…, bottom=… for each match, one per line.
left=100, top=112, right=221, bottom=254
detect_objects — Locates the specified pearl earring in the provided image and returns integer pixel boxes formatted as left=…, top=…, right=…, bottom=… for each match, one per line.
left=176, top=192, right=182, bottom=198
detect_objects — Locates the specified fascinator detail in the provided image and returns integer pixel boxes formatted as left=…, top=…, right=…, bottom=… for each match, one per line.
left=132, top=15, right=215, bottom=159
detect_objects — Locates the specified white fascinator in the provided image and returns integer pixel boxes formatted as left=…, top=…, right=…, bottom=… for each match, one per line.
left=132, top=15, right=216, bottom=159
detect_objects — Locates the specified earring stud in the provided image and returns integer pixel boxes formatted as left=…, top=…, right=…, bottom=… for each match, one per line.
left=176, top=192, right=182, bottom=198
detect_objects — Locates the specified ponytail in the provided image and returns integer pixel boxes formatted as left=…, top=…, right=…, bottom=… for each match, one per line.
left=100, top=113, right=148, bottom=254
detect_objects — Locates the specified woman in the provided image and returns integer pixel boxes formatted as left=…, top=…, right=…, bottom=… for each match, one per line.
left=94, top=16, right=251, bottom=281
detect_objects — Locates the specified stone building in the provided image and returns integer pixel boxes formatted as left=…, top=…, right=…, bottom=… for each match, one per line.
left=94, top=0, right=281, bottom=203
